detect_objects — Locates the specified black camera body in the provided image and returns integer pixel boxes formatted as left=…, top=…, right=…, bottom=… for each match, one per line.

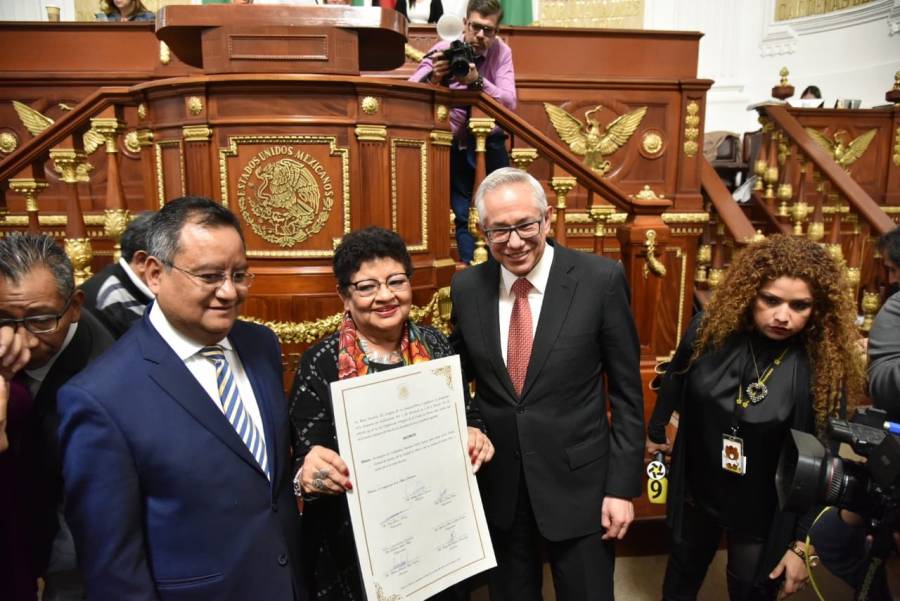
left=776, top=407, right=900, bottom=518
left=442, top=40, right=478, bottom=78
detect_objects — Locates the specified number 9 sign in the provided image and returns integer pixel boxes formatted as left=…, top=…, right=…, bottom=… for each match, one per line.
left=646, top=457, right=668, bottom=504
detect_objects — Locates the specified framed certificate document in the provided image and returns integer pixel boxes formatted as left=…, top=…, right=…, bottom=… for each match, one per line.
left=330, top=355, right=496, bottom=601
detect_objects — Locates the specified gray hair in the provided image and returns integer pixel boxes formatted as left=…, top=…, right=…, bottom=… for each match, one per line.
left=474, top=167, right=548, bottom=225
left=146, top=197, right=244, bottom=266
left=0, top=233, right=75, bottom=300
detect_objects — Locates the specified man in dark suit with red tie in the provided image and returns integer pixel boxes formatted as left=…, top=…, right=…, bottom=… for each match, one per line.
left=449, top=168, right=645, bottom=600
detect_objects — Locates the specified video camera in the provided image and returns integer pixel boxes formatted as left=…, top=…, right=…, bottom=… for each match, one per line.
left=776, top=407, right=900, bottom=518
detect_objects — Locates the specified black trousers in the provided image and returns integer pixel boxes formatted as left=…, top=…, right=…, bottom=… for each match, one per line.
left=662, top=503, right=778, bottom=601
left=487, top=475, right=615, bottom=601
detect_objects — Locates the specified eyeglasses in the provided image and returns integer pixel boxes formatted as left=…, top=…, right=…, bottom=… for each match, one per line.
left=0, top=294, right=73, bottom=334
left=483, top=218, right=544, bottom=244
left=348, top=274, right=411, bottom=298
left=468, top=21, right=497, bottom=37
left=168, top=264, right=255, bottom=290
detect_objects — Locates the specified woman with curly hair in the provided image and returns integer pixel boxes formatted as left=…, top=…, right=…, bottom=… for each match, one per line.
left=646, top=234, right=865, bottom=600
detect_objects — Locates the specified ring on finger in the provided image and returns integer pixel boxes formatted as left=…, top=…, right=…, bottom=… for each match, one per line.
left=314, top=468, right=330, bottom=479
left=314, top=477, right=326, bottom=491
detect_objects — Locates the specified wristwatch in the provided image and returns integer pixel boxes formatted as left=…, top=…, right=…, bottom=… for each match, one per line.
left=468, top=74, right=484, bottom=91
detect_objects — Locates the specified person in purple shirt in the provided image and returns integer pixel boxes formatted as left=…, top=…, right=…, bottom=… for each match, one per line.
left=410, top=0, right=517, bottom=263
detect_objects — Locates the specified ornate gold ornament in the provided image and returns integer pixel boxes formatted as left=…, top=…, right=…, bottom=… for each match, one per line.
left=355, top=125, right=387, bottom=142
left=435, top=105, right=449, bottom=122
left=49, top=148, right=87, bottom=184
left=187, top=96, right=203, bottom=116
left=183, top=125, right=213, bottom=142
left=104, top=208, right=130, bottom=262
left=510, top=147, right=538, bottom=170
left=0, top=131, right=17, bottom=154
left=642, top=229, right=666, bottom=278
left=12, top=101, right=103, bottom=157
left=805, top=127, right=877, bottom=169
left=90, top=117, right=122, bottom=154
left=405, top=43, right=425, bottom=63
left=661, top=212, right=708, bottom=224
left=430, top=131, right=453, bottom=147
left=235, top=145, right=335, bottom=247
left=160, top=41, right=171, bottom=65
left=390, top=139, right=429, bottom=252
left=137, top=103, right=147, bottom=120
left=65, top=238, right=93, bottom=285
left=124, top=130, right=141, bottom=153
left=360, top=96, right=380, bottom=115
left=544, top=103, right=647, bottom=175
left=861, top=290, right=881, bottom=333
left=632, top=184, right=665, bottom=202
left=550, top=176, right=577, bottom=210
left=8, top=178, right=48, bottom=212
left=683, top=101, right=700, bottom=158
left=641, top=131, right=663, bottom=156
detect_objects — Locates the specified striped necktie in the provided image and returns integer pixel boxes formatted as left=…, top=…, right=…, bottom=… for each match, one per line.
left=199, top=346, right=270, bottom=481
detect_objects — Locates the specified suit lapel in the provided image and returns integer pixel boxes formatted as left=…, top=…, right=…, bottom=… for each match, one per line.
left=521, top=247, right=577, bottom=400
left=138, top=319, right=267, bottom=480
left=476, top=261, right=519, bottom=403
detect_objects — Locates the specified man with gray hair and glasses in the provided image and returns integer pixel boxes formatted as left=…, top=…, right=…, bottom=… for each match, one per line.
left=0, top=233, right=114, bottom=601
left=57, top=196, right=305, bottom=601
left=449, top=168, right=644, bottom=600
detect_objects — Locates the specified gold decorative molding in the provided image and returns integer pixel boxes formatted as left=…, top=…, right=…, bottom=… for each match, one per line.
left=544, top=103, right=647, bottom=175
left=510, top=147, right=538, bottom=170
left=183, top=125, right=213, bottom=142
left=631, top=184, right=665, bottom=202
left=104, top=208, right=130, bottom=262
left=435, top=105, right=449, bottom=122
left=8, top=178, right=48, bottom=212
left=187, top=96, right=203, bottom=116
left=159, top=41, right=171, bottom=65
left=538, top=0, right=644, bottom=29
left=861, top=290, right=881, bottom=333
left=641, top=131, right=663, bottom=156
left=893, top=127, right=900, bottom=167
left=405, top=43, right=425, bottom=63
left=683, top=101, right=700, bottom=158
left=355, top=125, right=387, bottom=142
left=49, top=148, right=87, bottom=184
left=218, top=135, right=351, bottom=257
left=90, top=117, right=123, bottom=155
left=124, top=130, right=141, bottom=153
left=154, top=140, right=186, bottom=207
left=549, top=176, right=577, bottom=210
left=65, top=238, right=93, bottom=285
left=468, top=117, right=496, bottom=152
left=0, top=214, right=105, bottom=227
left=776, top=0, right=872, bottom=21
left=662, top=212, right=708, bottom=224
left=430, top=130, right=453, bottom=147
left=0, top=131, right=18, bottom=154
left=360, top=96, right=380, bottom=115
left=137, top=103, right=147, bottom=120
left=391, top=138, right=429, bottom=253
left=642, top=229, right=666, bottom=278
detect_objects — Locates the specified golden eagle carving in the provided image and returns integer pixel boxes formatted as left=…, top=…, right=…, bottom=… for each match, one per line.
left=11, top=100, right=104, bottom=154
left=804, top=127, right=877, bottom=170
left=544, top=103, right=647, bottom=175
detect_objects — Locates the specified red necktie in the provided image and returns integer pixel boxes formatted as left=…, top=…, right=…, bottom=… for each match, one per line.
left=507, top=278, right=533, bottom=397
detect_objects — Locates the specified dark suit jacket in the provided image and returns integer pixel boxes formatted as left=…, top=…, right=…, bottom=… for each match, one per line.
left=0, top=311, right=113, bottom=598
left=57, top=312, right=304, bottom=601
left=449, top=244, right=644, bottom=542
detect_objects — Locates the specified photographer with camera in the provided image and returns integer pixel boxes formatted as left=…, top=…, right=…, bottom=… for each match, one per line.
left=801, top=227, right=900, bottom=600
left=409, top=0, right=516, bottom=263
left=646, top=235, right=866, bottom=600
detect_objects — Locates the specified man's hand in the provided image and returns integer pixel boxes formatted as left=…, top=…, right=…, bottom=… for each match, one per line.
left=0, top=325, right=36, bottom=381
left=456, top=63, right=479, bottom=86
left=645, top=435, right=671, bottom=459
left=467, top=427, right=494, bottom=473
left=298, top=445, right=353, bottom=496
left=431, top=57, right=450, bottom=84
left=601, top=496, right=634, bottom=540
left=0, top=377, right=8, bottom=452
left=769, top=546, right=811, bottom=599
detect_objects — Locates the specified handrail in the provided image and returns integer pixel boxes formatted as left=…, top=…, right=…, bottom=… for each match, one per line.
left=468, top=93, right=667, bottom=214
left=699, top=158, right=757, bottom=244
left=0, top=86, right=134, bottom=186
left=760, top=105, right=894, bottom=236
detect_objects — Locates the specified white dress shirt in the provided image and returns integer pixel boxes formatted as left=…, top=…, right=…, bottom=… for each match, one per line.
left=498, top=244, right=554, bottom=365
left=149, top=303, right=267, bottom=449
left=119, top=257, right=154, bottom=300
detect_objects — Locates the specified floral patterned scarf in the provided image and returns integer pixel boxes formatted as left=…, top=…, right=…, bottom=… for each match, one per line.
left=337, top=311, right=432, bottom=379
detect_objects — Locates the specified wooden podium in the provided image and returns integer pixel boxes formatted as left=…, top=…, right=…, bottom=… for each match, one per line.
left=156, top=4, right=408, bottom=75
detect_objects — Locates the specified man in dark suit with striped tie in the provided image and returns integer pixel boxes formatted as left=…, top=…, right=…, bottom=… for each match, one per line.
left=57, top=197, right=305, bottom=601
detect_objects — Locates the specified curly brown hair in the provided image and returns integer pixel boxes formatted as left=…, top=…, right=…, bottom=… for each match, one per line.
left=693, top=235, right=865, bottom=431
